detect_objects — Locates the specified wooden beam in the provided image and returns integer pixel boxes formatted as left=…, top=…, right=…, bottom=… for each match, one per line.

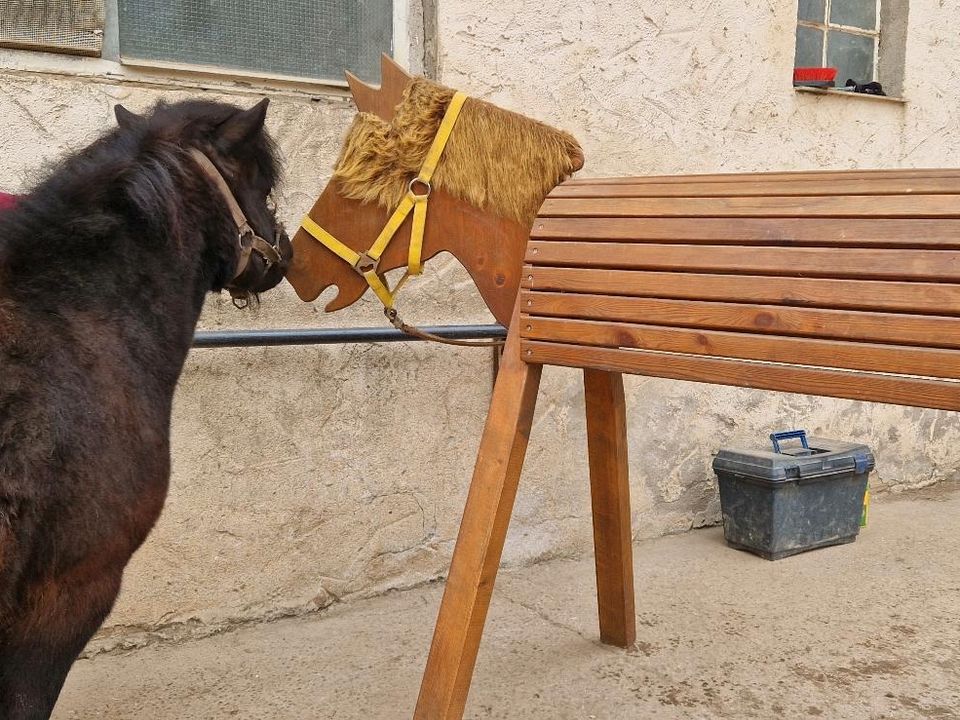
left=521, top=291, right=960, bottom=348
left=522, top=267, right=960, bottom=315
left=584, top=369, right=635, bottom=648
left=538, top=195, right=960, bottom=218
left=530, top=217, right=960, bottom=247
left=523, top=317, right=960, bottom=380
left=522, top=341, right=960, bottom=411
left=414, top=302, right=542, bottom=720
left=525, top=242, right=960, bottom=282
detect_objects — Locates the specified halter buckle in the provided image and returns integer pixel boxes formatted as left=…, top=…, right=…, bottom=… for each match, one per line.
left=353, top=251, right=379, bottom=275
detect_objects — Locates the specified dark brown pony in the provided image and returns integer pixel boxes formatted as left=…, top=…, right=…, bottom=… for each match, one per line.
left=0, top=99, right=291, bottom=719
left=287, top=57, right=583, bottom=325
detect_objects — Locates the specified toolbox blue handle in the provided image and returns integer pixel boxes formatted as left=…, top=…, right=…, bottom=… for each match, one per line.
left=770, top=430, right=808, bottom=454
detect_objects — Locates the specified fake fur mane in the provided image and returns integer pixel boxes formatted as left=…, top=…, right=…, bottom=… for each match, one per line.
left=333, top=78, right=582, bottom=227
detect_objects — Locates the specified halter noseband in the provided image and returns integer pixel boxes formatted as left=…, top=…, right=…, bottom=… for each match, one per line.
left=188, top=149, right=283, bottom=304
left=298, top=92, right=468, bottom=315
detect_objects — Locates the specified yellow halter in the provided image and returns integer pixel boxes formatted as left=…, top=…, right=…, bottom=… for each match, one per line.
left=299, top=92, right=468, bottom=311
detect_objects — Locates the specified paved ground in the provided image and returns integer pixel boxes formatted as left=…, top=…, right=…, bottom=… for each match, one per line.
left=54, top=485, right=960, bottom=720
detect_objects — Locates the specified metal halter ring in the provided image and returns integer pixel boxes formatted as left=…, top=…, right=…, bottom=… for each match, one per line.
left=408, top=176, right=432, bottom=199
left=238, top=224, right=255, bottom=246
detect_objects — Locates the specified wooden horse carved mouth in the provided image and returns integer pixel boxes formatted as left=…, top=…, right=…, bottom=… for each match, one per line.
left=285, top=55, right=584, bottom=327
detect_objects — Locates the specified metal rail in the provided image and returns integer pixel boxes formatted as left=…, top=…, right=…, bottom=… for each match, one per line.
left=191, top=324, right=507, bottom=348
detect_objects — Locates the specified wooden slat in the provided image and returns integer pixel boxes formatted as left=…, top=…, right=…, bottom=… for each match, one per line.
left=522, top=317, right=960, bottom=380
left=525, top=242, right=960, bottom=281
left=530, top=218, right=960, bottom=247
left=521, top=291, right=960, bottom=349
left=522, top=268, right=960, bottom=316
left=550, top=178, right=960, bottom=198
left=538, top=195, right=960, bottom=218
left=522, top=341, right=960, bottom=411
left=562, top=169, right=960, bottom=186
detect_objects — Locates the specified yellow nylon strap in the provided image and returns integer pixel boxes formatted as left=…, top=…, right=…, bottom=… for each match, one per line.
left=403, top=92, right=466, bottom=276
left=362, top=269, right=396, bottom=309
left=409, top=195, right=428, bottom=275
left=299, top=215, right=362, bottom=267
left=300, top=214, right=398, bottom=308
left=368, top=193, right=415, bottom=261
left=419, top=92, right=467, bottom=183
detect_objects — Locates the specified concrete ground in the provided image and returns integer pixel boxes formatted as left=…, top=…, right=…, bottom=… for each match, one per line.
left=54, top=486, right=960, bottom=720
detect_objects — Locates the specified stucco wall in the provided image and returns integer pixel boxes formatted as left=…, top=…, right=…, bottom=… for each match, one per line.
left=433, top=0, right=960, bottom=534
left=0, top=0, right=958, bottom=651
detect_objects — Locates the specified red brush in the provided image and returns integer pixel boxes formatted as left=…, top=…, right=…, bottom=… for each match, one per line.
left=793, top=67, right=838, bottom=88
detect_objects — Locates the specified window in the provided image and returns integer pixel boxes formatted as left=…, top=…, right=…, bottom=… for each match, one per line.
left=117, top=0, right=393, bottom=84
left=0, top=0, right=104, bottom=57
left=0, top=1, right=394, bottom=84
left=795, top=0, right=881, bottom=86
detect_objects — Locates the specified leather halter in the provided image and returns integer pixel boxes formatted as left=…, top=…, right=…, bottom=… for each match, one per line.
left=298, top=92, right=468, bottom=313
left=188, top=149, right=283, bottom=301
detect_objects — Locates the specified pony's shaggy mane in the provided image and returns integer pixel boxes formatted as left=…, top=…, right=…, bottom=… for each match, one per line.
left=333, top=78, right=582, bottom=227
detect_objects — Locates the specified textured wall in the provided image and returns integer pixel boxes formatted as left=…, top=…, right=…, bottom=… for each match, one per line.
left=0, top=0, right=958, bottom=650
left=434, top=0, right=960, bottom=538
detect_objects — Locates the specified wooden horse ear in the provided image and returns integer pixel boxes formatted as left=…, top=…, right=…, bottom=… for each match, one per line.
left=114, top=104, right=145, bottom=131
left=345, top=53, right=413, bottom=122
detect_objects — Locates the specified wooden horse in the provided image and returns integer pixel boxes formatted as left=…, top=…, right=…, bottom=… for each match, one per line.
left=286, top=56, right=587, bottom=719
left=286, top=56, right=583, bottom=327
left=292, top=55, right=960, bottom=720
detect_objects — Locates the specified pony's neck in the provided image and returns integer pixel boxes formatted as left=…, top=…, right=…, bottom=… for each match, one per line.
left=2, top=182, right=225, bottom=386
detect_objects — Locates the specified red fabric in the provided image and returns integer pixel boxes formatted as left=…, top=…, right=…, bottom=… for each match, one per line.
left=0, top=193, right=18, bottom=211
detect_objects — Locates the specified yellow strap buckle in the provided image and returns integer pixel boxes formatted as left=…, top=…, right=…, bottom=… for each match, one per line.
left=352, top=251, right=379, bottom=275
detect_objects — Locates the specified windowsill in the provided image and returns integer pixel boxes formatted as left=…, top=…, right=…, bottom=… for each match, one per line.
left=794, top=86, right=906, bottom=104
left=0, top=47, right=355, bottom=101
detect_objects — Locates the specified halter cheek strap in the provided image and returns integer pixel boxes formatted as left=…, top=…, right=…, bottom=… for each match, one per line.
left=298, top=92, right=468, bottom=311
left=188, top=149, right=283, bottom=301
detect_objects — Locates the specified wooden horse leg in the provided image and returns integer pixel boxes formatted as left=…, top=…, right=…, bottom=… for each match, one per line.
left=414, top=313, right=542, bottom=720
left=583, top=369, right=636, bottom=648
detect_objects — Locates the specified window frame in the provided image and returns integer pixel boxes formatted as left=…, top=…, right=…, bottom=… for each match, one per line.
left=0, top=0, right=412, bottom=93
left=113, top=0, right=405, bottom=86
left=796, top=0, right=882, bottom=83
left=0, top=0, right=105, bottom=58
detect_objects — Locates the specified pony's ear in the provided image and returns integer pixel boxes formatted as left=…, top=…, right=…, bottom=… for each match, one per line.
left=216, top=98, right=269, bottom=147
left=114, top=105, right=144, bottom=131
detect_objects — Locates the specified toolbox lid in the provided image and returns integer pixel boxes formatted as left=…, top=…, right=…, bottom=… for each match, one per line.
left=712, top=432, right=875, bottom=484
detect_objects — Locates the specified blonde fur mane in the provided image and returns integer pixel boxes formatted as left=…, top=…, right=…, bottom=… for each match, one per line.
left=333, top=78, right=582, bottom=227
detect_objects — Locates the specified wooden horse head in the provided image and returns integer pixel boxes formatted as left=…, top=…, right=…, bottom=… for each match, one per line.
left=285, top=56, right=584, bottom=326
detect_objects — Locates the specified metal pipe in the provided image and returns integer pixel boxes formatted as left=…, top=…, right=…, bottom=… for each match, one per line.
left=191, top=324, right=507, bottom=348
